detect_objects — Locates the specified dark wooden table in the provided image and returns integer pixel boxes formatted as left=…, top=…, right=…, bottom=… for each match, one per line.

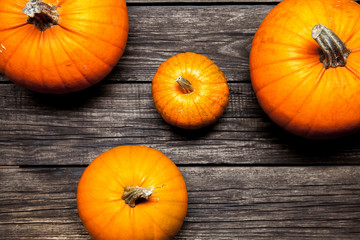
left=1, top=0, right=360, bottom=239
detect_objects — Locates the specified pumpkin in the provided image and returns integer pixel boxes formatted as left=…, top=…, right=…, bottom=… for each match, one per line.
left=77, top=145, right=188, bottom=240
left=152, top=52, right=229, bottom=129
left=250, top=0, right=360, bottom=139
left=0, top=0, right=128, bottom=94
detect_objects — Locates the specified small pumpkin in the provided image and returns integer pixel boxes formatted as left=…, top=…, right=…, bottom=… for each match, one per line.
left=77, top=145, right=188, bottom=240
left=152, top=52, right=229, bottom=129
left=250, top=0, right=360, bottom=139
left=0, top=0, right=128, bottom=94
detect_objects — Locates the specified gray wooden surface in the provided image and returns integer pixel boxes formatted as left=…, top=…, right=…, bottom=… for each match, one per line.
left=1, top=1, right=360, bottom=239
left=1, top=167, right=360, bottom=239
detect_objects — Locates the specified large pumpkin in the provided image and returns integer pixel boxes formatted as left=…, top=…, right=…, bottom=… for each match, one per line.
left=250, top=0, right=360, bottom=139
left=77, top=145, right=188, bottom=240
left=152, top=52, right=229, bottom=129
left=0, top=0, right=128, bottom=94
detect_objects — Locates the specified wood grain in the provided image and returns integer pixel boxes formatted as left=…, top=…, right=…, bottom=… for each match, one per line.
left=1, top=167, right=359, bottom=239
left=0, top=5, right=271, bottom=83
left=2, top=1, right=360, bottom=240
left=2, top=5, right=360, bottom=166
left=104, top=5, right=267, bottom=83
left=2, top=83, right=360, bottom=166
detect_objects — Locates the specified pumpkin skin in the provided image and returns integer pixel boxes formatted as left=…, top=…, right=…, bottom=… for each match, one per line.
left=77, top=145, right=188, bottom=240
left=152, top=52, right=229, bottom=129
left=250, top=0, right=360, bottom=139
left=0, top=0, right=128, bottom=94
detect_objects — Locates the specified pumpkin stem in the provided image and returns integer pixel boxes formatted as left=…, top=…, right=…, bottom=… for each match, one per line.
left=23, top=0, right=59, bottom=31
left=312, top=24, right=351, bottom=69
left=122, top=186, right=162, bottom=208
left=176, top=76, right=195, bottom=94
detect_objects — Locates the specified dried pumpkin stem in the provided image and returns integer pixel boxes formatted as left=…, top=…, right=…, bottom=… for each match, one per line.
left=23, top=0, right=59, bottom=31
left=312, top=24, right=351, bottom=69
left=122, top=186, right=156, bottom=208
left=176, top=76, right=195, bottom=94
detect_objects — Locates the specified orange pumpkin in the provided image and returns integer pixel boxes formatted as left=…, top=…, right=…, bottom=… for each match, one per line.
left=77, top=145, right=188, bottom=240
left=0, top=0, right=128, bottom=94
left=250, top=0, right=360, bottom=139
left=152, top=52, right=229, bottom=129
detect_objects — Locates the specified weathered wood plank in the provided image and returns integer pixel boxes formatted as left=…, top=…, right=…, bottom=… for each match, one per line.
left=1, top=167, right=360, bottom=239
left=2, top=84, right=360, bottom=166
left=0, top=5, right=271, bottom=84
left=117, top=5, right=266, bottom=83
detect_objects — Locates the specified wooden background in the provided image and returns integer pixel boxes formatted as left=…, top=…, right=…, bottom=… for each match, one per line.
left=1, top=0, right=360, bottom=239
